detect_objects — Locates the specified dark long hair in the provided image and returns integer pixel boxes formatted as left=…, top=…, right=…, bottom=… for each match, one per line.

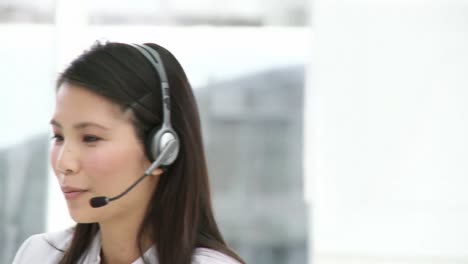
left=55, top=41, right=244, bottom=264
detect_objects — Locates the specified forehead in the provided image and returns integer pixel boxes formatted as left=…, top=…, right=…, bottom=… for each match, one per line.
left=52, top=83, right=128, bottom=127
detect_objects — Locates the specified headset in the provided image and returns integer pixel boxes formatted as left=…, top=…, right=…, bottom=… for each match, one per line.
left=90, top=43, right=180, bottom=208
left=129, top=44, right=180, bottom=165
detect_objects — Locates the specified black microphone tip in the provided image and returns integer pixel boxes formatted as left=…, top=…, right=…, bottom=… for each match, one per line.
left=90, top=196, right=109, bottom=208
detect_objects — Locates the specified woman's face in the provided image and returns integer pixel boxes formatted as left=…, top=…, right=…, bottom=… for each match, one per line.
left=50, top=83, right=160, bottom=223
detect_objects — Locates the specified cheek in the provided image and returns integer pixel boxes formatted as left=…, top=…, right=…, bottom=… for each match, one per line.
left=83, top=145, right=140, bottom=183
left=84, top=148, right=120, bottom=179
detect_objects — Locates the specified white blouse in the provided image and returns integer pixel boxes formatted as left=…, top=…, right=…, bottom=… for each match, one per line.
left=12, top=228, right=241, bottom=264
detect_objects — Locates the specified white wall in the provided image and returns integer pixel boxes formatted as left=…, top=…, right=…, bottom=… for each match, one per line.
left=307, top=0, right=468, bottom=263
left=0, top=25, right=55, bottom=149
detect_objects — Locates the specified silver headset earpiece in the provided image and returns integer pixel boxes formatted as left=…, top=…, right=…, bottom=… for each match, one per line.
left=130, top=44, right=180, bottom=166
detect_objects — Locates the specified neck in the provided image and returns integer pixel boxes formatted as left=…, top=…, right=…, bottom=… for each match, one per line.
left=99, top=219, right=153, bottom=264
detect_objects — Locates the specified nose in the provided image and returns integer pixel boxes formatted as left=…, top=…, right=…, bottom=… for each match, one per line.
left=55, top=143, right=80, bottom=176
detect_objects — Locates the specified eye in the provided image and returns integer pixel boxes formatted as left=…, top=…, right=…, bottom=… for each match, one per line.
left=83, top=135, right=101, bottom=143
left=50, top=134, right=64, bottom=143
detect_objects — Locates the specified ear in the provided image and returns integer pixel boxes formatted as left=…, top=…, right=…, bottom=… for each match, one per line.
left=150, top=168, right=164, bottom=176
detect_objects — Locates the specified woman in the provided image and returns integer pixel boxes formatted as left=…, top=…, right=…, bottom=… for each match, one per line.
left=13, top=41, right=245, bottom=264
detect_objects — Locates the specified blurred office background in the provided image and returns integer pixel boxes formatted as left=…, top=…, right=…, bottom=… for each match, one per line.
left=2, top=0, right=468, bottom=264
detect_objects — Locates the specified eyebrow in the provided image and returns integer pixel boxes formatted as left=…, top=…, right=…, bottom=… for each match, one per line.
left=49, top=119, right=110, bottom=130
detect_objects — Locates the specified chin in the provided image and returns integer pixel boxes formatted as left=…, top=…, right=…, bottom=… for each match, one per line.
left=67, top=203, right=100, bottom=223
left=70, top=212, right=100, bottom=224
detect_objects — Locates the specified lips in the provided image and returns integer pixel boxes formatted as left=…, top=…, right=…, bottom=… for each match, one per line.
left=61, top=186, right=88, bottom=200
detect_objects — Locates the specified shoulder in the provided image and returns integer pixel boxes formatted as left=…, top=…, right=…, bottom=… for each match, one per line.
left=192, top=248, right=242, bottom=264
left=12, top=227, right=74, bottom=264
